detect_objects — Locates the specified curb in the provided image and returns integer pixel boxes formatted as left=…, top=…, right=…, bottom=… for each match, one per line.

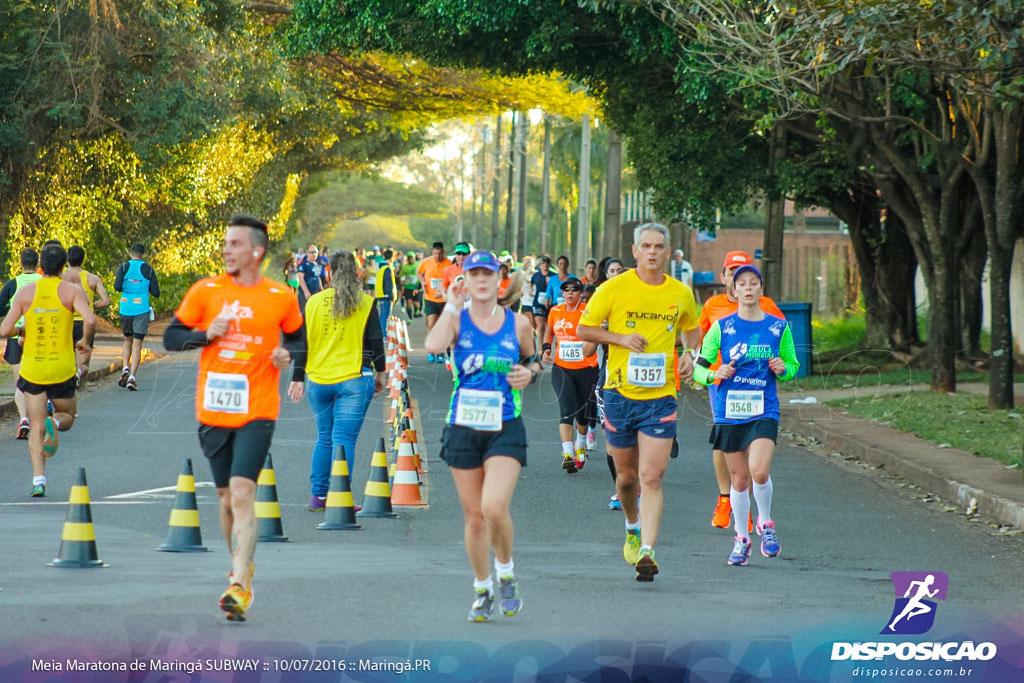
left=784, top=405, right=1024, bottom=530
left=0, top=351, right=166, bottom=422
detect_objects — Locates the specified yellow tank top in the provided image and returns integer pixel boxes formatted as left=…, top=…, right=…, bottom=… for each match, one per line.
left=304, top=289, right=375, bottom=384
left=20, top=278, right=77, bottom=385
left=72, top=270, right=94, bottom=322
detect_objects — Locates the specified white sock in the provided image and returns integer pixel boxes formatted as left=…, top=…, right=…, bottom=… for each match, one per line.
left=731, top=486, right=750, bottom=539
left=561, top=441, right=573, bottom=455
left=473, top=577, right=494, bottom=593
left=575, top=432, right=586, bottom=448
left=625, top=519, right=641, bottom=533
left=495, top=559, right=514, bottom=578
left=33, top=475, right=46, bottom=486
left=753, top=477, right=773, bottom=525
left=51, top=417, right=61, bottom=430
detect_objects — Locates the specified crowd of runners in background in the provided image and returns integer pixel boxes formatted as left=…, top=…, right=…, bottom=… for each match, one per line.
left=1, top=218, right=797, bottom=622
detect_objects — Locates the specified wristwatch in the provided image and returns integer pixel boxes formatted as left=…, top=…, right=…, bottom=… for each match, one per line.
left=529, top=367, right=539, bottom=384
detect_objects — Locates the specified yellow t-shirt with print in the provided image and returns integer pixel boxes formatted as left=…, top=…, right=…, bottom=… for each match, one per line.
left=579, top=269, right=697, bottom=400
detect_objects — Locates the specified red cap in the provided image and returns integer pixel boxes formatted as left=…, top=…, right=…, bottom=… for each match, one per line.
left=723, top=251, right=754, bottom=269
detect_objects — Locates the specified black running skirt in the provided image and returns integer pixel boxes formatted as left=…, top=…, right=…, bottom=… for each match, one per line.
left=709, top=418, right=778, bottom=453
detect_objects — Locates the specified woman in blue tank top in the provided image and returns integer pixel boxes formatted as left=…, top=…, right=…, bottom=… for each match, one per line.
left=693, top=265, right=799, bottom=568
left=425, top=250, right=541, bottom=623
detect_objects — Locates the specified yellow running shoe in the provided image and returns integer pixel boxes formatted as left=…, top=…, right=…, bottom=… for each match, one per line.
left=228, top=564, right=255, bottom=608
left=623, top=528, right=642, bottom=565
left=635, top=547, right=659, bottom=582
left=219, top=583, right=250, bottom=622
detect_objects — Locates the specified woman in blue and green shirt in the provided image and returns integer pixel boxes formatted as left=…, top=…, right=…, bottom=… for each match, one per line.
left=693, top=264, right=799, bottom=567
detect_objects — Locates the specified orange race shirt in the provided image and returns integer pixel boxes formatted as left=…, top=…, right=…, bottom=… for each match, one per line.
left=697, top=293, right=785, bottom=375
left=175, top=274, right=303, bottom=428
left=441, top=262, right=464, bottom=292
left=547, top=303, right=598, bottom=370
left=417, top=257, right=452, bottom=303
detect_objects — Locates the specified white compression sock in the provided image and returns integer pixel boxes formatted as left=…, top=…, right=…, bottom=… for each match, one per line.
left=753, top=477, right=773, bottom=525
left=561, top=441, right=573, bottom=455
left=575, top=432, right=586, bottom=448
left=730, top=486, right=750, bottom=538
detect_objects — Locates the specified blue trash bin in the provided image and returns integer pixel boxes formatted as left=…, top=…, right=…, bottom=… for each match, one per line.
left=777, top=302, right=812, bottom=377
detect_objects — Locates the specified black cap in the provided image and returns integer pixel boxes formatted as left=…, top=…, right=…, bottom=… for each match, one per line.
left=560, top=276, right=583, bottom=290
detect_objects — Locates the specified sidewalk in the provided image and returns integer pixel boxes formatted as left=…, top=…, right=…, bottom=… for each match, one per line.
left=0, top=319, right=169, bottom=421
left=779, top=385, right=1024, bottom=530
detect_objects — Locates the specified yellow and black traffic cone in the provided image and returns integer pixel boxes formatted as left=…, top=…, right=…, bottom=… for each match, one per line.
left=388, top=461, right=397, bottom=491
left=256, top=453, right=290, bottom=542
left=48, top=468, right=108, bottom=568
left=357, top=437, right=398, bottom=518
left=318, top=446, right=360, bottom=530
left=157, top=458, right=209, bottom=552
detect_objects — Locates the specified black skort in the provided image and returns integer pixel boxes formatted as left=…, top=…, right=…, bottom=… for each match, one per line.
left=440, top=417, right=528, bottom=469
left=709, top=418, right=778, bottom=453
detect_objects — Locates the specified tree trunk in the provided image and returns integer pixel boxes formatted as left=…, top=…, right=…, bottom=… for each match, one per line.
left=604, top=129, right=622, bottom=259
left=491, top=114, right=502, bottom=249
left=516, top=113, right=528, bottom=257
left=762, top=127, right=786, bottom=301
left=576, top=114, right=592, bottom=270
left=504, top=112, right=516, bottom=251
left=987, top=244, right=1016, bottom=408
left=541, top=116, right=552, bottom=255
left=957, top=212, right=986, bottom=358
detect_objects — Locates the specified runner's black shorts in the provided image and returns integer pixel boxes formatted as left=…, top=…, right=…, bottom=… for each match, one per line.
left=709, top=418, right=778, bottom=452
left=17, top=375, right=76, bottom=400
left=424, top=299, right=445, bottom=317
left=402, top=288, right=418, bottom=302
left=532, top=303, right=549, bottom=318
left=198, top=418, right=275, bottom=487
left=72, top=320, right=95, bottom=348
left=551, top=364, right=599, bottom=426
left=440, top=417, right=527, bottom=469
left=3, top=338, right=23, bottom=365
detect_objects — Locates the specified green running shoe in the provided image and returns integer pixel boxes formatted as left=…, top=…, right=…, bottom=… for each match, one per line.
left=31, top=483, right=45, bottom=497
left=623, top=528, right=642, bottom=565
left=42, top=416, right=58, bottom=458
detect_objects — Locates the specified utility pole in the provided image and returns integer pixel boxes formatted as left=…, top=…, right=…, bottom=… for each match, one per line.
left=575, top=114, right=591, bottom=269
left=541, top=116, right=552, bottom=255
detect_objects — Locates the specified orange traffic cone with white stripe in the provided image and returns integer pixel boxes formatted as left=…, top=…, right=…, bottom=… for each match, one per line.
left=404, top=407, right=423, bottom=473
left=318, top=446, right=360, bottom=530
left=157, top=458, right=209, bottom=552
left=256, top=454, right=289, bottom=542
left=48, top=468, right=109, bottom=568
left=357, top=438, right=398, bottom=518
left=391, top=433, right=424, bottom=507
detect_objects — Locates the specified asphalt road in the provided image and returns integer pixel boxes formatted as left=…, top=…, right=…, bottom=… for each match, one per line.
left=0, top=325, right=1021, bottom=679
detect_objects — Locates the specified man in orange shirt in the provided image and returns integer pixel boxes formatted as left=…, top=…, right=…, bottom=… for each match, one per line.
left=697, top=250, right=785, bottom=532
left=163, top=213, right=305, bottom=622
left=441, top=241, right=471, bottom=296
left=417, top=241, right=453, bottom=362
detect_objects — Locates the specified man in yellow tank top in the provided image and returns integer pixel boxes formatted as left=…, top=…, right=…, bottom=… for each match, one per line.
left=63, top=245, right=110, bottom=386
left=1, top=244, right=95, bottom=497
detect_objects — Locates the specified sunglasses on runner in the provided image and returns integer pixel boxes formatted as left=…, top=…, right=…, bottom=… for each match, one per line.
left=563, top=286, right=581, bottom=292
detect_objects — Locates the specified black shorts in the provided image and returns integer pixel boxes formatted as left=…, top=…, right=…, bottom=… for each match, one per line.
left=402, top=288, right=418, bottom=302
left=424, top=299, right=445, bottom=317
left=72, top=321, right=96, bottom=348
left=532, top=304, right=549, bottom=318
left=551, top=364, right=599, bottom=426
left=120, top=312, right=150, bottom=339
left=3, top=338, right=23, bottom=365
left=709, top=418, right=778, bottom=453
left=198, top=419, right=275, bottom=488
left=440, top=417, right=528, bottom=469
left=17, top=375, right=76, bottom=400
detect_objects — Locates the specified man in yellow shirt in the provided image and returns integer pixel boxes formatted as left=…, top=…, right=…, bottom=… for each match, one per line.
left=578, top=223, right=699, bottom=582
left=1, top=244, right=94, bottom=497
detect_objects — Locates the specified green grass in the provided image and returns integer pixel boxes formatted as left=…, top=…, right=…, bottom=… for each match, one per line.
left=829, top=392, right=1024, bottom=467
left=783, top=368, right=1024, bottom=393
left=811, top=311, right=866, bottom=352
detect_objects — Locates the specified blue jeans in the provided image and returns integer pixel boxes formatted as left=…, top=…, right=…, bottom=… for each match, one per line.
left=377, top=297, right=392, bottom=335
left=307, top=375, right=375, bottom=496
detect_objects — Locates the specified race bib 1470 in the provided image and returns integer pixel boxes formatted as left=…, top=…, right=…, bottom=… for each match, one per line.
left=203, top=372, right=250, bottom=414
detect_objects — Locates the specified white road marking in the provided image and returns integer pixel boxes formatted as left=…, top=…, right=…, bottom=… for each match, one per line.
left=1, top=501, right=158, bottom=506
left=104, top=482, right=215, bottom=499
